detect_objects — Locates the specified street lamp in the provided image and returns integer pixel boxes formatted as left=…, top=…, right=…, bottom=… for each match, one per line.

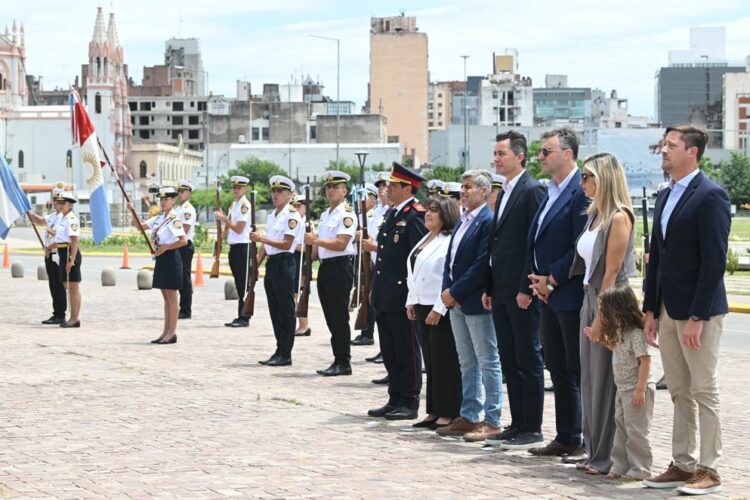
left=461, top=55, right=470, bottom=170
left=311, top=34, right=340, bottom=167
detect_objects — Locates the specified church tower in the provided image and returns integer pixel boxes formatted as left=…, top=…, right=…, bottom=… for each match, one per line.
left=81, top=7, right=131, bottom=177
left=0, top=20, right=28, bottom=111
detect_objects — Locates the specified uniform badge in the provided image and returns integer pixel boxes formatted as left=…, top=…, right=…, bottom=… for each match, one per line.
left=241, top=205, right=249, bottom=214
left=343, top=217, right=354, bottom=228
left=396, top=221, right=407, bottom=227
left=184, top=212, right=192, bottom=220
left=288, top=219, right=298, bottom=230
left=173, top=220, right=183, bottom=229
left=393, top=234, right=399, bottom=243
left=71, top=223, right=78, bottom=231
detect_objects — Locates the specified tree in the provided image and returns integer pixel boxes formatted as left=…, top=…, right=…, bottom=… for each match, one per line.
left=718, top=152, right=750, bottom=206
left=526, top=140, right=550, bottom=181
left=699, top=155, right=718, bottom=180
left=190, top=187, right=234, bottom=220
left=225, top=156, right=287, bottom=205
left=424, top=165, right=463, bottom=183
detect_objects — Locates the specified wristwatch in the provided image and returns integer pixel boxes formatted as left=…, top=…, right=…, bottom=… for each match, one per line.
left=689, top=315, right=702, bottom=322
left=546, top=276, right=555, bottom=292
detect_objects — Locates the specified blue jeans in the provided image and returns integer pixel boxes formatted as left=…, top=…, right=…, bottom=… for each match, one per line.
left=450, top=307, right=502, bottom=427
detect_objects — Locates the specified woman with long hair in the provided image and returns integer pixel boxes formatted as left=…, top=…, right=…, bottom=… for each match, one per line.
left=569, top=152, right=636, bottom=475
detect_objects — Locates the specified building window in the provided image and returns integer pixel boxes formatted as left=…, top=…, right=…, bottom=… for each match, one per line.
left=262, top=127, right=269, bottom=141
left=310, top=125, right=317, bottom=140
left=173, top=101, right=184, bottom=111
left=128, top=102, right=137, bottom=111
left=140, top=102, right=151, bottom=111
left=252, top=127, right=260, bottom=141
left=95, top=93, right=102, bottom=114
left=188, top=115, right=199, bottom=125
left=139, top=116, right=149, bottom=125
left=173, top=116, right=184, bottom=125
left=139, top=160, right=147, bottom=178
left=197, top=102, right=207, bottom=111
left=139, top=130, right=150, bottom=139
left=18, top=150, right=24, bottom=169
left=428, top=121, right=434, bottom=127
left=188, top=130, right=199, bottom=139
left=172, top=130, right=182, bottom=139
left=190, top=101, right=195, bottom=107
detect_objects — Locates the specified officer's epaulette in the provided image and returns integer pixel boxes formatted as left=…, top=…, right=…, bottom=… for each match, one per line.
left=367, top=209, right=374, bottom=217
left=413, top=202, right=425, bottom=212
left=345, top=204, right=354, bottom=212
left=402, top=205, right=411, bottom=214
left=168, top=212, right=177, bottom=219
left=288, top=203, right=297, bottom=212
left=68, top=213, right=78, bottom=220
left=240, top=199, right=249, bottom=206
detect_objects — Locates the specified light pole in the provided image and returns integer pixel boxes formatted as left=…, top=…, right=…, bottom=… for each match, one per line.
left=311, top=34, right=340, bottom=167
left=461, top=55, right=470, bottom=170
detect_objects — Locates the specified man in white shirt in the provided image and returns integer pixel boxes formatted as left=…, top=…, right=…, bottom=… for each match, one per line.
left=176, top=181, right=196, bottom=319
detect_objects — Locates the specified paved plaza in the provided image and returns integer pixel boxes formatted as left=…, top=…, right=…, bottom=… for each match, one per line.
left=1, top=256, right=749, bottom=499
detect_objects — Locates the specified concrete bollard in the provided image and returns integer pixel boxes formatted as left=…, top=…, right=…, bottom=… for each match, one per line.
left=11, top=262, right=24, bottom=278
left=37, top=264, right=48, bottom=280
left=137, top=269, right=153, bottom=290
left=101, top=267, right=116, bottom=286
left=224, top=278, right=239, bottom=300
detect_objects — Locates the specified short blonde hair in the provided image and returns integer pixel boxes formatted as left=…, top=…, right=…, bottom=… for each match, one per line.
left=582, top=152, right=633, bottom=227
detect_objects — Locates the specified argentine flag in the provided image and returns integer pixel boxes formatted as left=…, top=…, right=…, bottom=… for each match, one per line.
left=70, top=89, right=111, bottom=244
left=0, top=155, right=31, bottom=240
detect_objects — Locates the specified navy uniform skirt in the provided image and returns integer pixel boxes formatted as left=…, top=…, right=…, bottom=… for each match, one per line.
left=153, top=248, right=183, bottom=290
left=57, top=247, right=82, bottom=283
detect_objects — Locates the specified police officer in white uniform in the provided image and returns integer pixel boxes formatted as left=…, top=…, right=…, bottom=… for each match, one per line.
left=215, top=176, right=252, bottom=327
left=27, top=184, right=68, bottom=324
left=52, top=192, right=82, bottom=328
left=175, top=180, right=197, bottom=319
left=129, top=187, right=187, bottom=344
left=426, top=179, right=447, bottom=197
left=250, top=175, right=302, bottom=366
left=304, top=171, right=358, bottom=376
left=291, top=193, right=312, bottom=337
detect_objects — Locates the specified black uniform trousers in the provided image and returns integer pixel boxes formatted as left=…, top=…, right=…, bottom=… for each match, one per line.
left=44, top=253, right=66, bottom=318
left=228, top=243, right=250, bottom=320
left=414, top=304, right=461, bottom=417
left=317, top=255, right=353, bottom=364
left=492, top=297, right=544, bottom=433
left=178, top=240, right=194, bottom=316
left=539, top=304, right=582, bottom=446
left=377, top=309, right=422, bottom=410
left=264, top=253, right=296, bottom=359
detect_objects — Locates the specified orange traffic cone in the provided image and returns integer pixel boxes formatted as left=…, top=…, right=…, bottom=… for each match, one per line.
left=2, top=244, right=10, bottom=268
left=120, top=244, right=131, bottom=269
left=194, top=252, right=205, bottom=287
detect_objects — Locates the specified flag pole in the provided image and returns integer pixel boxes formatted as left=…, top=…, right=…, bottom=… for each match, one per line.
left=25, top=213, right=46, bottom=252
left=96, top=137, right=154, bottom=255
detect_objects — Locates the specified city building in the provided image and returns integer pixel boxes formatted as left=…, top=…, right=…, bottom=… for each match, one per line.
left=722, top=58, right=750, bottom=150
left=427, top=82, right=455, bottom=131
left=534, top=82, right=593, bottom=126
left=592, top=90, right=659, bottom=129
left=368, top=14, right=429, bottom=165
left=655, top=26, right=745, bottom=146
left=130, top=137, right=202, bottom=190
left=476, top=53, right=533, bottom=128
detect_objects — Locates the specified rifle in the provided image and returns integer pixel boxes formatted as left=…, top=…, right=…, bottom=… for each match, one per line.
left=348, top=188, right=361, bottom=311
left=210, top=180, right=222, bottom=278
left=296, top=182, right=313, bottom=318
left=641, top=187, right=650, bottom=283
left=354, top=187, right=372, bottom=330
left=241, top=189, right=259, bottom=318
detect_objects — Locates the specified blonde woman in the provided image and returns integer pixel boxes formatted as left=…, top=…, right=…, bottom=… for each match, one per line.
left=569, top=152, right=636, bottom=474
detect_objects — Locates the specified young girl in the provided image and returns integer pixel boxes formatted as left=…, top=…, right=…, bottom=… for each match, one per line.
left=584, top=285, right=654, bottom=481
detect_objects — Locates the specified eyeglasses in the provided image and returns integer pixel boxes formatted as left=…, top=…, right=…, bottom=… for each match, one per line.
left=581, top=172, right=594, bottom=182
left=540, top=147, right=568, bottom=157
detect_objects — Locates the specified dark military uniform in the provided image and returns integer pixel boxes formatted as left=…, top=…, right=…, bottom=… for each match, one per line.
left=371, top=197, right=427, bottom=412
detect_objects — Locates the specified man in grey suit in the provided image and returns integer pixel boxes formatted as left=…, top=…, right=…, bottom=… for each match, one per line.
left=483, top=131, right=546, bottom=449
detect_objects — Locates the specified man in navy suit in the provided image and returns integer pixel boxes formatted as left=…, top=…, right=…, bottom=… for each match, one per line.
left=526, top=128, right=589, bottom=458
left=436, top=170, right=502, bottom=443
left=642, top=125, right=730, bottom=495
left=482, top=131, right=547, bottom=450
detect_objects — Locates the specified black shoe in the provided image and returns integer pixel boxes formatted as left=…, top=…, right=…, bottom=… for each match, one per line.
left=372, top=375, right=389, bottom=385
left=367, top=404, right=396, bottom=418
left=60, top=320, right=80, bottom=328
left=500, top=432, right=545, bottom=450
left=485, top=425, right=521, bottom=445
left=178, top=312, right=191, bottom=319
left=365, top=352, right=383, bottom=363
left=317, top=362, right=352, bottom=377
left=412, top=418, right=438, bottom=428
left=225, top=318, right=249, bottom=328
left=351, top=334, right=374, bottom=346
left=384, top=407, right=418, bottom=421
left=265, top=356, right=292, bottom=367
left=258, top=354, right=278, bottom=365
left=150, top=338, right=162, bottom=344
left=294, top=328, right=311, bottom=337
left=157, top=335, right=177, bottom=344
left=42, top=316, right=66, bottom=325
left=529, top=440, right=581, bottom=457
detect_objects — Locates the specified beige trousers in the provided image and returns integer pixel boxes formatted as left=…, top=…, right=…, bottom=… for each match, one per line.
left=610, top=386, right=655, bottom=479
left=658, top=307, right=723, bottom=471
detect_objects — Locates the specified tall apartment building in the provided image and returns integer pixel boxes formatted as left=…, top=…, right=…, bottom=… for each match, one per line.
left=368, top=14, right=428, bottom=166
left=722, top=59, right=750, bottom=150
left=656, top=26, right=745, bottom=146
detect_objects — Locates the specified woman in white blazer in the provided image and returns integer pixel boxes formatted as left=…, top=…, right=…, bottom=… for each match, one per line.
left=406, top=195, right=462, bottom=429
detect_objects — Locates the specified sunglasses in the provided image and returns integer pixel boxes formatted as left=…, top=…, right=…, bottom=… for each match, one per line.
left=540, top=147, right=568, bottom=157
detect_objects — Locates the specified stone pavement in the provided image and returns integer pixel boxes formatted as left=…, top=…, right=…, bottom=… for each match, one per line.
left=1, top=269, right=749, bottom=499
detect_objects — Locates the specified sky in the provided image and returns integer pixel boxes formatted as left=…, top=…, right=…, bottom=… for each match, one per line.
left=3, top=0, right=750, bottom=118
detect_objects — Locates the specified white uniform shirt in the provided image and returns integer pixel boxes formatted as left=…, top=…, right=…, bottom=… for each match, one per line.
left=147, top=210, right=185, bottom=248
left=52, top=211, right=80, bottom=244
left=293, top=214, right=307, bottom=250
left=176, top=200, right=197, bottom=241
left=227, top=195, right=252, bottom=245
left=317, top=203, right=358, bottom=260
left=367, top=203, right=389, bottom=264
left=45, top=211, right=61, bottom=247
left=263, top=204, right=302, bottom=256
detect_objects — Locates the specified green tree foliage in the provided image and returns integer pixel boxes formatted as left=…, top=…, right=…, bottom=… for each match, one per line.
left=225, top=156, right=287, bottom=205
left=726, top=248, right=740, bottom=276
left=424, top=165, right=463, bottom=182
left=190, top=188, right=234, bottom=220
left=718, top=152, right=750, bottom=206
left=526, top=140, right=550, bottom=180
left=699, top=155, right=718, bottom=180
